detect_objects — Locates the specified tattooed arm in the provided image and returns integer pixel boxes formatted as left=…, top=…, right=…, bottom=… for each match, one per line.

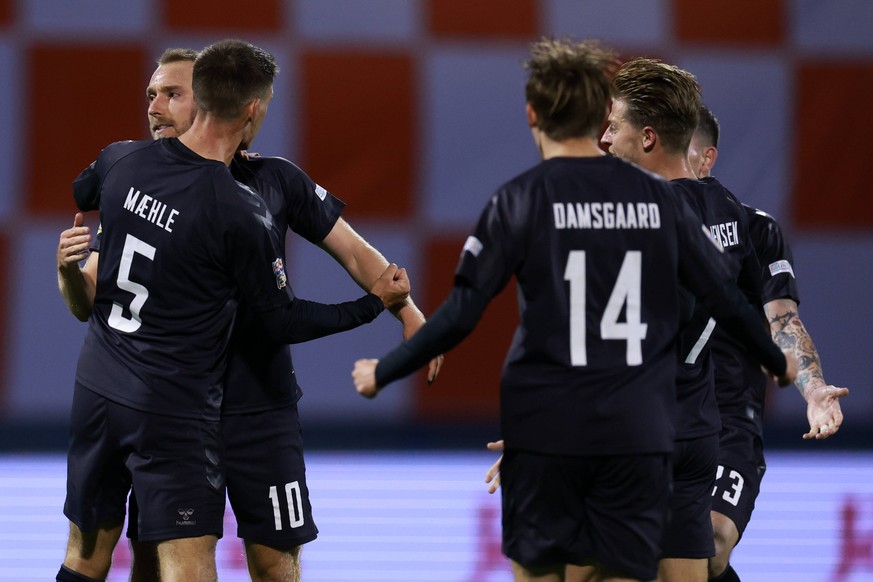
left=764, top=298, right=849, bottom=440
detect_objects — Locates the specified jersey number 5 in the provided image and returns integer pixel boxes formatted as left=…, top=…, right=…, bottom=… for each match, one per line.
left=108, top=234, right=156, bottom=333
left=564, top=250, right=648, bottom=367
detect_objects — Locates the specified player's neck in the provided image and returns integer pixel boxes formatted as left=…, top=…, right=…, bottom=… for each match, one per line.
left=645, top=152, right=697, bottom=181
left=539, top=135, right=605, bottom=160
left=179, top=116, right=246, bottom=166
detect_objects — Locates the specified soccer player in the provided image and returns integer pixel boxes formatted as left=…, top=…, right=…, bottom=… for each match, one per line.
left=56, top=46, right=441, bottom=582
left=689, top=105, right=848, bottom=582
left=58, top=39, right=410, bottom=582
left=351, top=38, right=794, bottom=582
left=600, top=57, right=765, bottom=582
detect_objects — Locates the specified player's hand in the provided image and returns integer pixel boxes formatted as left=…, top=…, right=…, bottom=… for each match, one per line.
left=803, top=385, right=849, bottom=440
left=775, top=349, right=797, bottom=387
left=371, top=263, right=410, bottom=309
left=400, top=315, right=445, bottom=384
left=353, top=359, right=380, bottom=398
left=425, top=354, right=445, bottom=384
left=485, top=440, right=504, bottom=494
left=57, top=213, right=91, bottom=272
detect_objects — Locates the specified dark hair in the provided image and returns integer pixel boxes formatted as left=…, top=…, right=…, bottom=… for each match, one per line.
left=695, top=104, right=720, bottom=148
left=611, top=58, right=701, bottom=154
left=524, top=38, right=618, bottom=141
left=192, top=39, right=279, bottom=120
left=157, top=48, right=199, bottom=66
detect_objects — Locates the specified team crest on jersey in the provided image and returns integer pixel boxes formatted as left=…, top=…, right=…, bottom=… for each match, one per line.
left=272, top=258, right=287, bottom=289
left=702, top=224, right=724, bottom=253
left=768, top=259, right=795, bottom=278
left=462, top=235, right=484, bottom=257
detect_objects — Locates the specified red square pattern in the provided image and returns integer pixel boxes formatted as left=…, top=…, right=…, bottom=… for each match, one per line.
left=792, top=61, right=873, bottom=228
left=26, top=45, right=148, bottom=214
left=426, top=0, right=539, bottom=39
left=413, top=235, right=518, bottom=422
left=673, top=0, right=785, bottom=45
left=300, top=50, right=415, bottom=219
left=0, top=0, right=11, bottom=27
left=161, top=0, right=281, bottom=31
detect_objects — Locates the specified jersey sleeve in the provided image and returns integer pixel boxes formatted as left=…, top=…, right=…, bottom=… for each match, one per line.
left=375, top=284, right=489, bottom=387
left=73, top=161, right=101, bottom=211
left=222, top=177, right=382, bottom=344
left=73, top=140, right=141, bottom=211
left=749, top=208, right=800, bottom=306
left=282, top=162, right=345, bottom=243
left=670, top=194, right=787, bottom=377
left=454, top=186, right=526, bottom=299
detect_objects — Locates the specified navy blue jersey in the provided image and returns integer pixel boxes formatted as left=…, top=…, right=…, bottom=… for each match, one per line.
left=670, top=178, right=759, bottom=440
left=455, top=156, right=738, bottom=455
left=82, top=153, right=348, bottom=415
left=73, top=138, right=292, bottom=420
left=374, top=156, right=785, bottom=456
left=223, top=155, right=345, bottom=414
left=712, top=205, right=799, bottom=430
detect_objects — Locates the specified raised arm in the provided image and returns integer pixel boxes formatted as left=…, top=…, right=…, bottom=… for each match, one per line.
left=57, top=213, right=98, bottom=321
left=320, top=217, right=444, bottom=382
left=764, top=298, right=848, bottom=439
left=257, top=263, right=410, bottom=345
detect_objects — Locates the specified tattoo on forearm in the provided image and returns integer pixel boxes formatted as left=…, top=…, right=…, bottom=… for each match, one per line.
left=769, top=309, right=825, bottom=399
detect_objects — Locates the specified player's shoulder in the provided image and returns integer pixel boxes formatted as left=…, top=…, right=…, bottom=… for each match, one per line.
left=744, top=203, right=778, bottom=225
left=700, top=176, right=744, bottom=205
left=235, top=153, right=305, bottom=178
left=98, top=138, right=156, bottom=164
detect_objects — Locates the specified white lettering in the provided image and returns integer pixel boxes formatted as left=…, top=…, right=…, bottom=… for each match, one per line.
left=553, top=203, right=566, bottom=229
left=165, top=210, right=178, bottom=232
left=123, top=187, right=140, bottom=211
left=591, top=203, right=602, bottom=228
left=603, top=202, right=615, bottom=228
left=648, top=203, right=660, bottom=228
left=566, top=203, right=579, bottom=228
left=123, top=186, right=179, bottom=233
left=552, top=202, right=661, bottom=230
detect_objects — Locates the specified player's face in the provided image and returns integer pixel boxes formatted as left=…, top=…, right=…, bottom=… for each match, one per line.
left=146, top=61, right=196, bottom=139
left=601, top=98, right=645, bottom=165
left=240, top=85, right=273, bottom=150
left=688, top=132, right=710, bottom=178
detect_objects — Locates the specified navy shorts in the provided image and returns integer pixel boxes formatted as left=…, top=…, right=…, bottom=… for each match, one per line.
left=129, top=403, right=318, bottom=548
left=660, top=434, right=718, bottom=559
left=65, top=383, right=226, bottom=542
left=501, top=449, right=671, bottom=581
left=222, top=404, right=318, bottom=548
left=711, top=420, right=766, bottom=538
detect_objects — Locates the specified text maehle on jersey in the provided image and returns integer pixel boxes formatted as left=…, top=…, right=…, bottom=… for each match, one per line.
left=708, top=221, right=739, bottom=248
left=123, top=186, right=180, bottom=233
left=553, top=202, right=661, bottom=230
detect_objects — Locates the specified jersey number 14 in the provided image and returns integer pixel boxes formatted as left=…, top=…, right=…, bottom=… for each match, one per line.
left=564, top=250, right=648, bottom=367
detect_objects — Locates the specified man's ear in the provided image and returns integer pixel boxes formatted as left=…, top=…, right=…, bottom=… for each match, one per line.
left=526, top=103, right=537, bottom=128
left=244, top=98, right=260, bottom=121
left=641, top=126, right=657, bottom=152
left=702, top=145, right=718, bottom=173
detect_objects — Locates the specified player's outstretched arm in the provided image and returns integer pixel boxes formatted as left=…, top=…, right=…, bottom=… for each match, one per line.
left=321, top=218, right=444, bottom=383
left=764, top=298, right=849, bottom=439
left=57, top=213, right=98, bottom=321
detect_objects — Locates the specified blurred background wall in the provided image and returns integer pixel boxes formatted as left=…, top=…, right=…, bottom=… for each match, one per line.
left=0, top=0, right=871, bottom=450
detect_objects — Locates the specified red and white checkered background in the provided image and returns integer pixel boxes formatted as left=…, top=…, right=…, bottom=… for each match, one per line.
left=1, top=0, right=872, bottom=431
